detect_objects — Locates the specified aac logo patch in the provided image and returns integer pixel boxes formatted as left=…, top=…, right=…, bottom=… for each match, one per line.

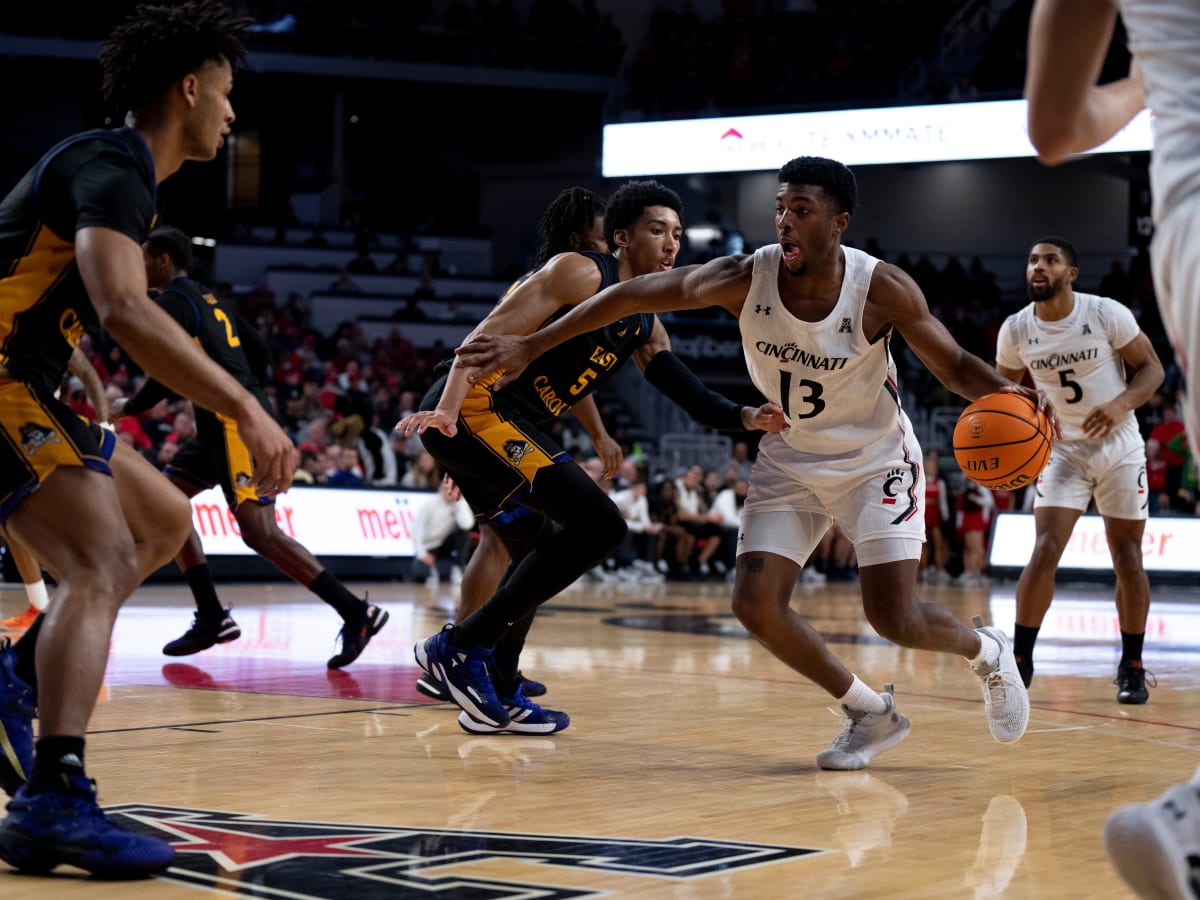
left=106, top=805, right=820, bottom=898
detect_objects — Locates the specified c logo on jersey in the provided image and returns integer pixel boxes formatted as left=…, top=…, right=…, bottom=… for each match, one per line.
left=503, top=440, right=531, bottom=465
left=59, top=308, right=85, bottom=348
left=19, top=422, right=61, bottom=457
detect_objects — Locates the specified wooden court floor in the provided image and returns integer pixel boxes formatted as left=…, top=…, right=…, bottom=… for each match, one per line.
left=1, top=573, right=1198, bottom=899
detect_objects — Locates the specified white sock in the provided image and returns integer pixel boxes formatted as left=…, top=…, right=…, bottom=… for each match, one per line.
left=970, top=631, right=1000, bottom=668
left=837, top=675, right=888, bottom=714
left=24, top=579, right=48, bottom=612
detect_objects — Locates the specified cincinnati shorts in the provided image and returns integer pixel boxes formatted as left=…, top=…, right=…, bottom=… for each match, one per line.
left=1032, top=418, right=1148, bottom=519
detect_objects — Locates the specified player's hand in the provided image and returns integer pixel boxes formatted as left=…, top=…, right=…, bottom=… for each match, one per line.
left=1082, top=400, right=1123, bottom=439
left=395, top=409, right=457, bottom=439
left=455, top=333, right=536, bottom=390
left=744, top=402, right=789, bottom=433
left=593, top=433, right=623, bottom=479
left=239, top=408, right=297, bottom=497
left=999, top=384, right=1063, bottom=441
left=107, top=397, right=128, bottom=422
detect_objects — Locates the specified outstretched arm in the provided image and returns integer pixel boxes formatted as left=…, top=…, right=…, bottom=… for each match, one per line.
left=67, top=347, right=110, bottom=422
left=1025, top=0, right=1146, bottom=164
left=456, top=255, right=753, bottom=390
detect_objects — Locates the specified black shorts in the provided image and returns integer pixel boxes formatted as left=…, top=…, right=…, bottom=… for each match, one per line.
left=165, top=415, right=271, bottom=512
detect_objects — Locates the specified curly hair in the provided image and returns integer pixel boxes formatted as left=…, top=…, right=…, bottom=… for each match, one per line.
left=100, top=0, right=251, bottom=113
left=777, top=156, right=858, bottom=215
left=533, top=186, right=607, bottom=266
left=603, top=179, right=684, bottom=251
left=1030, top=235, right=1078, bottom=267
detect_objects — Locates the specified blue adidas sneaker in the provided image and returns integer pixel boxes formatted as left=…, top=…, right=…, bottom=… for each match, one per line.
left=457, top=684, right=570, bottom=735
left=414, top=624, right=509, bottom=727
left=0, top=774, right=175, bottom=876
left=0, top=637, right=34, bottom=797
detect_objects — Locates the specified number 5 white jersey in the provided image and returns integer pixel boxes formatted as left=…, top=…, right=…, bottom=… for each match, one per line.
left=995, top=292, right=1139, bottom=441
left=740, top=244, right=907, bottom=456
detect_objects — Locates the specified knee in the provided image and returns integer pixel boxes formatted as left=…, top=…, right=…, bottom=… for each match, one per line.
left=731, top=590, right=775, bottom=637
left=865, top=601, right=920, bottom=646
left=592, top=504, right=627, bottom=553
left=1109, top=542, right=1146, bottom=575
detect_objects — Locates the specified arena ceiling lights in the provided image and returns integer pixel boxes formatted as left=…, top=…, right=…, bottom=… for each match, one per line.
left=601, top=100, right=1154, bottom=177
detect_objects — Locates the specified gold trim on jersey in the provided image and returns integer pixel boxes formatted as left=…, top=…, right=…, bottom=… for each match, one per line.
left=0, top=223, right=76, bottom=347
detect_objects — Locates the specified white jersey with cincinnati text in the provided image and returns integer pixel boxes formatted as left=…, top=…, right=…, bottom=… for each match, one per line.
left=995, top=292, right=1139, bottom=441
left=740, top=244, right=907, bottom=456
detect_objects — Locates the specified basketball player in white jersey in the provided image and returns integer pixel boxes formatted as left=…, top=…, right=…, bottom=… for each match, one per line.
left=1025, top=2, right=1200, bottom=895
left=996, top=236, right=1163, bottom=701
left=456, top=155, right=1056, bottom=771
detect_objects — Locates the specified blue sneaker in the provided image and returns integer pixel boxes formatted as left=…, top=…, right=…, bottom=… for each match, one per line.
left=457, top=684, right=569, bottom=735
left=514, top=671, right=547, bottom=697
left=414, top=624, right=509, bottom=727
left=0, top=774, right=175, bottom=876
left=0, top=637, right=34, bottom=798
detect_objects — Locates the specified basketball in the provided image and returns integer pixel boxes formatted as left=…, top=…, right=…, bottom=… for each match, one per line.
left=952, top=392, right=1053, bottom=491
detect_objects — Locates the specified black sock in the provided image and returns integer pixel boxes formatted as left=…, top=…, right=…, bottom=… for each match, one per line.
left=1013, top=623, right=1040, bottom=663
left=11, top=613, right=43, bottom=687
left=184, top=564, right=225, bottom=620
left=308, top=570, right=364, bottom=620
left=28, top=736, right=86, bottom=793
left=1119, top=631, right=1145, bottom=668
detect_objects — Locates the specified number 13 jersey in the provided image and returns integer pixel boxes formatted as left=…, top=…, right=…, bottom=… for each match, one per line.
left=740, top=244, right=907, bottom=456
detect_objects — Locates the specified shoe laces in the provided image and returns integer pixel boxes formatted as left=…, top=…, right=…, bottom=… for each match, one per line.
left=1114, top=665, right=1157, bottom=690
left=825, top=704, right=877, bottom=751
left=972, top=640, right=1022, bottom=707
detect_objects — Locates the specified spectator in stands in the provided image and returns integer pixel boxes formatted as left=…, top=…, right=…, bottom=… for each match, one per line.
left=328, top=268, right=362, bottom=294
left=325, top=445, right=366, bottom=487
left=710, top=476, right=747, bottom=576
left=292, top=447, right=325, bottom=485
left=610, top=474, right=665, bottom=579
left=674, top=463, right=726, bottom=579
left=1145, top=438, right=1168, bottom=515
left=955, top=480, right=995, bottom=586
left=1150, top=401, right=1188, bottom=498
left=410, top=474, right=475, bottom=587
left=723, top=439, right=754, bottom=481
left=401, top=448, right=441, bottom=490
left=649, top=477, right=695, bottom=580
left=920, top=448, right=952, bottom=584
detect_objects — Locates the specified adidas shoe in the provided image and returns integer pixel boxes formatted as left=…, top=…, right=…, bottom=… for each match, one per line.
left=1115, top=662, right=1155, bottom=705
left=415, top=672, right=449, bottom=702
left=0, top=637, right=34, bottom=798
left=816, top=683, right=910, bottom=771
left=514, top=671, right=547, bottom=698
left=327, top=602, right=389, bottom=670
left=457, top=684, right=569, bottom=735
left=414, top=624, right=509, bottom=727
left=0, top=774, right=175, bottom=876
left=0, top=606, right=39, bottom=632
left=1104, top=765, right=1200, bottom=900
left=970, top=616, right=1029, bottom=743
left=162, top=609, right=241, bottom=657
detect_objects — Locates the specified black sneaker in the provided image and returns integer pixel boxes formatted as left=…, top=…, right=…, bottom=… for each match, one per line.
left=162, top=610, right=241, bottom=657
left=415, top=672, right=448, bottom=701
left=328, top=603, right=389, bottom=669
left=1115, top=663, right=1155, bottom=705
left=1015, top=655, right=1033, bottom=689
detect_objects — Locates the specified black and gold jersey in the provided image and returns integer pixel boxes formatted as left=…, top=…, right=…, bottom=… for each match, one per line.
left=0, top=127, right=156, bottom=394
left=490, top=251, right=652, bottom=422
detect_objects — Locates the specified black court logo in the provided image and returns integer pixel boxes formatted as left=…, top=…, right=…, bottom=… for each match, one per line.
left=19, top=422, right=61, bottom=458
left=503, top=439, right=532, bottom=465
left=106, top=805, right=820, bottom=898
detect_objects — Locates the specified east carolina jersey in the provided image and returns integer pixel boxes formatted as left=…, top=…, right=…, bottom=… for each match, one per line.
left=1117, top=0, right=1200, bottom=225
left=0, top=127, right=157, bottom=394
left=996, top=292, right=1139, bottom=441
left=478, top=251, right=652, bottom=422
left=740, top=244, right=904, bottom=455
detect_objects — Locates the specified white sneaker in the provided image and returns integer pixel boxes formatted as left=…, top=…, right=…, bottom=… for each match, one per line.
left=1105, top=766, right=1200, bottom=900
left=816, top=683, right=911, bottom=771
left=970, top=616, right=1029, bottom=743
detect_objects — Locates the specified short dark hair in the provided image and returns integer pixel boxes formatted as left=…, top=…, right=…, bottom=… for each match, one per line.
left=145, top=225, right=194, bottom=271
left=603, top=179, right=684, bottom=250
left=100, top=0, right=251, bottom=113
left=1030, top=235, right=1078, bottom=267
left=777, top=156, right=858, bottom=215
left=533, top=186, right=607, bottom=266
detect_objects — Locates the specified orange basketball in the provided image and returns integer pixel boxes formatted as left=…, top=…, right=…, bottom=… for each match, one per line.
left=952, top=392, right=1053, bottom=491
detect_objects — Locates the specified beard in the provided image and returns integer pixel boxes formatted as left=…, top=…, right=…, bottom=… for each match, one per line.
left=1026, top=277, right=1059, bottom=302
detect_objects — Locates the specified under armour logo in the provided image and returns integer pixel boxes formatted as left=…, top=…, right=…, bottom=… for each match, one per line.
left=755, top=305, right=771, bottom=315
left=839, top=317, right=852, bottom=334
left=1028, top=337, right=1039, bottom=345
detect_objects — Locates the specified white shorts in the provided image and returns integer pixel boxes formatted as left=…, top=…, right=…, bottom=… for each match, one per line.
left=1152, top=196, right=1200, bottom=447
left=1033, top=418, right=1148, bottom=519
left=738, top=429, right=926, bottom=568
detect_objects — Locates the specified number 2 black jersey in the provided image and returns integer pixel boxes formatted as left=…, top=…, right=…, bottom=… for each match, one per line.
left=479, top=251, right=653, bottom=422
left=0, top=127, right=157, bottom=394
